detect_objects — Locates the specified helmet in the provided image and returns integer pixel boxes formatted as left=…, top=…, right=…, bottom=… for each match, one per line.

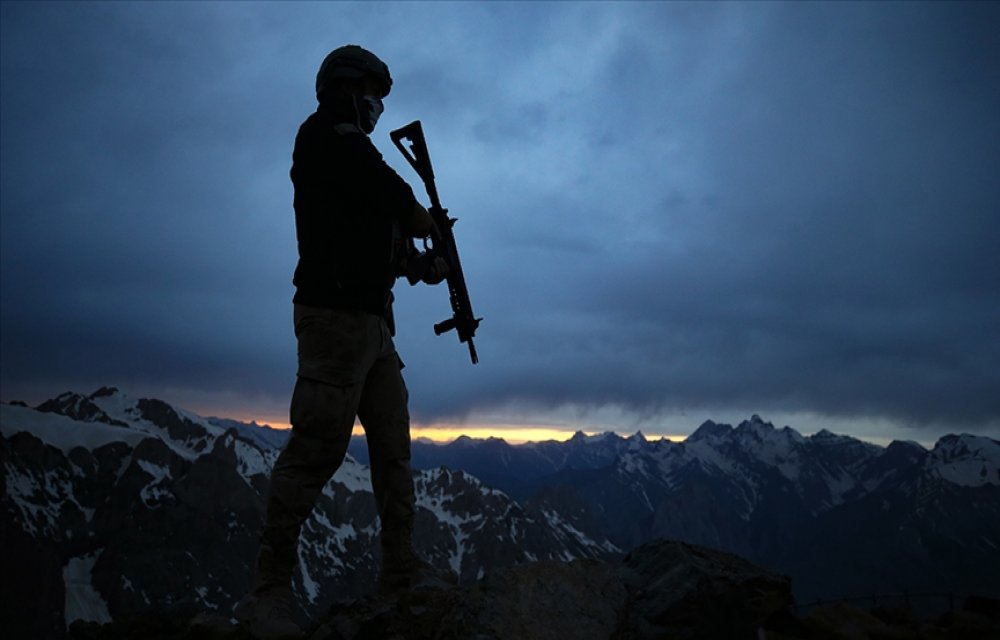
left=316, top=45, right=392, bottom=98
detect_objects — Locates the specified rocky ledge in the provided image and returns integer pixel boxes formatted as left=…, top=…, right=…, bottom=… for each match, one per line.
left=68, top=540, right=999, bottom=640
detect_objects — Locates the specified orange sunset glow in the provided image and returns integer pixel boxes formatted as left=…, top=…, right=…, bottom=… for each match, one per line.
left=225, top=415, right=685, bottom=445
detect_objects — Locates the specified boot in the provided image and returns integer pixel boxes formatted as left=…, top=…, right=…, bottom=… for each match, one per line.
left=379, top=529, right=457, bottom=595
left=379, top=556, right=458, bottom=595
left=234, top=544, right=303, bottom=639
left=233, top=586, right=302, bottom=639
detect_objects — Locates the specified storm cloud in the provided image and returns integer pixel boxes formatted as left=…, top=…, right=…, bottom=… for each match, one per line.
left=2, top=2, right=998, bottom=439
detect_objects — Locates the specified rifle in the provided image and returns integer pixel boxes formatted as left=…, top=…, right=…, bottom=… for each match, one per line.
left=390, top=120, right=482, bottom=364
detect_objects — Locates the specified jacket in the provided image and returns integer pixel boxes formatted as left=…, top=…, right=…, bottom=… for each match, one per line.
left=291, top=101, right=418, bottom=316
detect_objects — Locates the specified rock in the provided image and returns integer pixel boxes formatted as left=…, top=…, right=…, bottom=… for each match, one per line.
left=0, top=521, right=66, bottom=639
left=310, top=539, right=790, bottom=640
left=622, top=539, right=793, bottom=639
left=456, top=559, right=627, bottom=640
left=63, top=539, right=1000, bottom=640
left=802, top=602, right=908, bottom=640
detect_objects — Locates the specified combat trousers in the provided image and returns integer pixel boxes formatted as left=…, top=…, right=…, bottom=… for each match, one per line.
left=255, top=304, right=415, bottom=593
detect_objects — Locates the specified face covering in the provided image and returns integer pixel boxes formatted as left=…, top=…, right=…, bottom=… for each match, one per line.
left=355, top=95, right=384, bottom=134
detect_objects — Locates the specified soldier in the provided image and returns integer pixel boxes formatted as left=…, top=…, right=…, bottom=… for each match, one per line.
left=235, top=44, right=450, bottom=639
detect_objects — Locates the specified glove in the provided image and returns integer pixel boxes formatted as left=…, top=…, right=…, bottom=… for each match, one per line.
left=423, top=255, right=449, bottom=285
left=405, top=251, right=450, bottom=286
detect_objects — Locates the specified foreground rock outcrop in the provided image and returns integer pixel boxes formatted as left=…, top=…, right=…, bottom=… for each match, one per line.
left=68, top=540, right=793, bottom=639
left=67, top=539, right=1000, bottom=639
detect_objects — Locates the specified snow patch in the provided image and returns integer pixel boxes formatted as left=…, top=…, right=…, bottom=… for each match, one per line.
left=928, top=434, right=1000, bottom=487
left=542, top=509, right=620, bottom=555
left=297, top=545, right=321, bottom=605
left=89, top=388, right=141, bottom=423
left=414, top=470, right=489, bottom=575
left=64, top=551, right=111, bottom=629
left=137, top=459, right=173, bottom=507
left=225, top=433, right=271, bottom=487
left=1, top=404, right=147, bottom=453
left=332, top=455, right=372, bottom=493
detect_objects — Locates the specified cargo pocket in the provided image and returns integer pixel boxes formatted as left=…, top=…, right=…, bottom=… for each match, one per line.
left=295, top=308, right=374, bottom=386
left=289, top=377, right=360, bottom=441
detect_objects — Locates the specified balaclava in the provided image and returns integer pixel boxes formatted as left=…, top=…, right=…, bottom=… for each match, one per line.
left=355, top=94, right=383, bottom=134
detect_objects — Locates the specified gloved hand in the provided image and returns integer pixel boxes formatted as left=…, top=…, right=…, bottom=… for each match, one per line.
left=405, top=251, right=449, bottom=285
left=423, top=255, right=449, bottom=285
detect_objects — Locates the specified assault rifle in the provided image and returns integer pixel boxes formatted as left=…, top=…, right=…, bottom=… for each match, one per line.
left=391, top=120, right=482, bottom=364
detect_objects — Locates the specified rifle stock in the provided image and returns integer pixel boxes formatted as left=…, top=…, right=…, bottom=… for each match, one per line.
left=391, top=120, right=482, bottom=364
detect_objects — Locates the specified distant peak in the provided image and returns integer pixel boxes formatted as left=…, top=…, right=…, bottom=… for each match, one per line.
left=35, top=391, right=85, bottom=414
left=933, top=432, right=1000, bottom=452
left=90, top=386, right=123, bottom=399
left=809, top=428, right=859, bottom=445
left=52, top=390, right=85, bottom=402
left=927, top=432, right=1000, bottom=487
left=688, top=420, right=732, bottom=442
left=594, top=431, right=621, bottom=442
left=886, top=439, right=926, bottom=453
left=34, top=388, right=131, bottom=428
left=737, top=415, right=773, bottom=431
left=882, top=439, right=928, bottom=465
left=570, top=430, right=588, bottom=441
left=632, top=430, right=647, bottom=442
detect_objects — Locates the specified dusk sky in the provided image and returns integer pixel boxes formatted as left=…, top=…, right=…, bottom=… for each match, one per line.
left=2, top=2, right=998, bottom=445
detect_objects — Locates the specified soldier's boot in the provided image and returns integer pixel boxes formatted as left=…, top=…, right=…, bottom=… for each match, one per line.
left=378, top=528, right=458, bottom=595
left=233, top=544, right=303, bottom=639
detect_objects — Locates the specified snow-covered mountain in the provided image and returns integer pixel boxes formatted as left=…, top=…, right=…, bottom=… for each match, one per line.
left=503, top=415, right=1000, bottom=603
left=5, top=388, right=997, bottom=637
left=348, top=414, right=1000, bottom=605
left=350, top=414, right=1000, bottom=604
left=0, top=388, right=617, bottom=638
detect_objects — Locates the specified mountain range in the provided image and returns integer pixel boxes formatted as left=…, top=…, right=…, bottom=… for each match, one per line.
left=2, top=387, right=998, bottom=637
left=0, top=387, right=614, bottom=638
left=371, top=416, right=999, bottom=604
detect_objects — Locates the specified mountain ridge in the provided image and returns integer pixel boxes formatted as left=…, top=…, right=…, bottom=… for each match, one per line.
left=1, top=387, right=617, bottom=637
left=2, top=387, right=998, bottom=637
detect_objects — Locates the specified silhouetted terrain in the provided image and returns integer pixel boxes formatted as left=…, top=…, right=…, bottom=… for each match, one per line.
left=2, top=387, right=998, bottom=638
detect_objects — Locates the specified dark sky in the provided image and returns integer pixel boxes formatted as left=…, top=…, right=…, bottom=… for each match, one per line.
left=2, top=2, right=998, bottom=442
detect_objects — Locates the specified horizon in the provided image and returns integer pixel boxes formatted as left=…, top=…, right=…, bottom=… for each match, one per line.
left=0, top=379, right=983, bottom=449
left=2, top=384, right=946, bottom=449
left=2, top=2, right=998, bottom=446
left=213, top=414, right=933, bottom=449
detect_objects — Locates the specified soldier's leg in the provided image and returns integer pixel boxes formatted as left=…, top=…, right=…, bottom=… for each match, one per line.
left=256, top=377, right=361, bottom=593
left=237, top=375, right=363, bottom=639
left=255, top=307, right=378, bottom=593
left=357, top=347, right=416, bottom=574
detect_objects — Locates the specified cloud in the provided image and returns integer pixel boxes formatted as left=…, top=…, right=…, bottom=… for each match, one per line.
left=2, top=2, right=998, bottom=439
